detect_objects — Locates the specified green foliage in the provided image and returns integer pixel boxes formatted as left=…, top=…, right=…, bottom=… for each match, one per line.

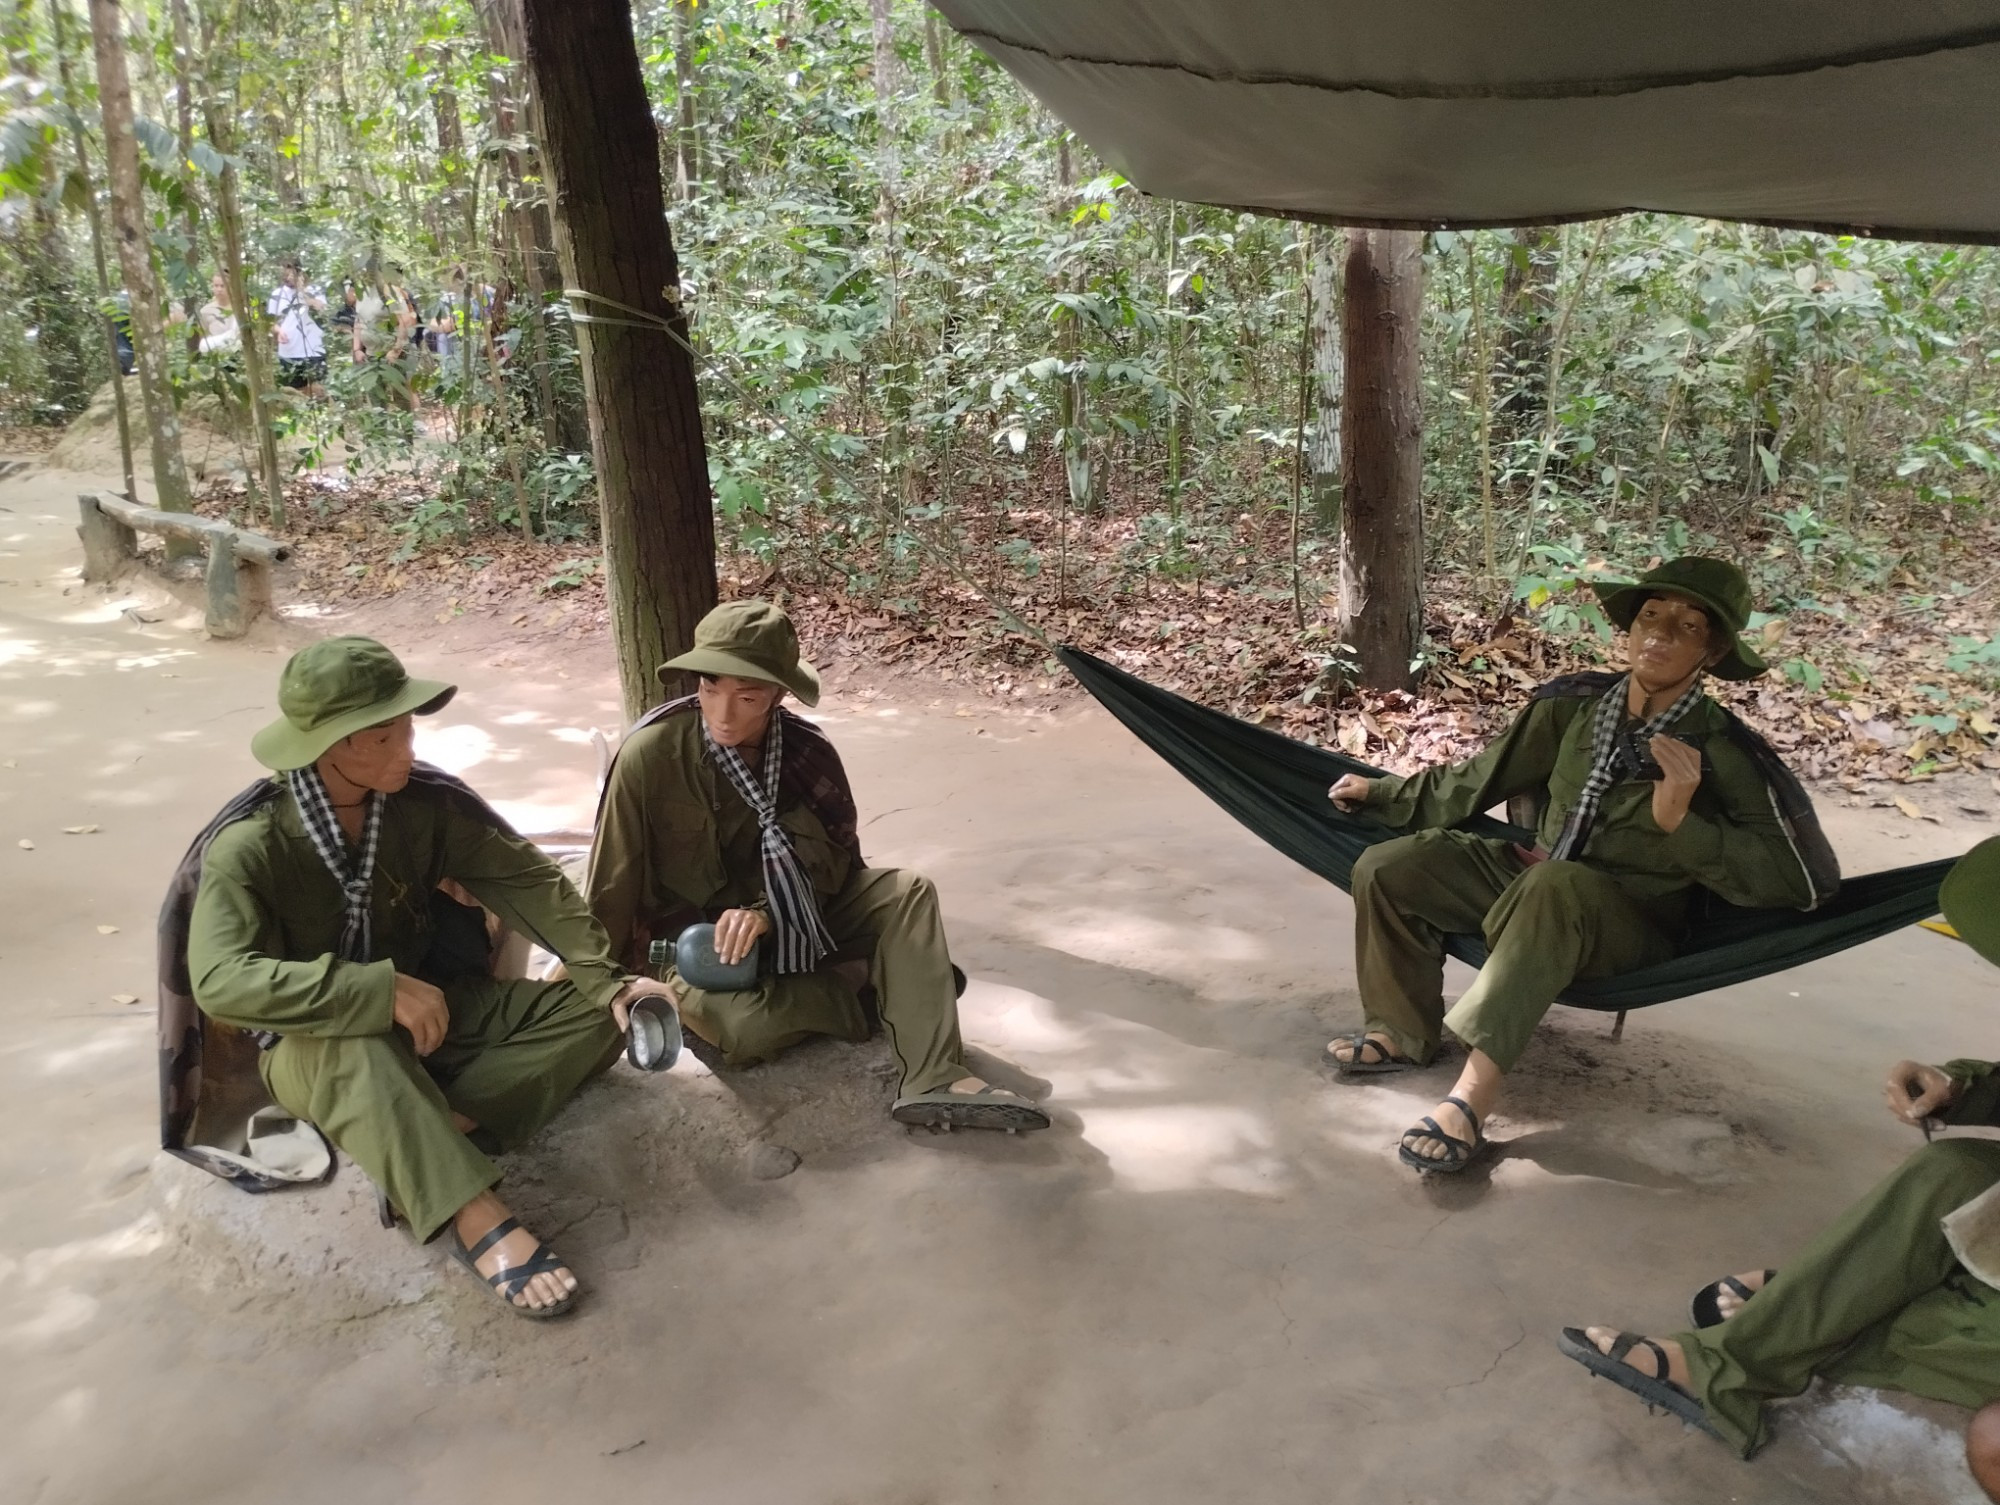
left=0, top=0, right=1992, bottom=649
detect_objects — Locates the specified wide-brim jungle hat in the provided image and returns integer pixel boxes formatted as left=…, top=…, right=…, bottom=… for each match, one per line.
left=1941, top=837, right=2000, bottom=968
left=1592, top=556, right=1768, bottom=681
left=659, top=600, right=822, bottom=707
left=250, top=636, right=455, bottom=770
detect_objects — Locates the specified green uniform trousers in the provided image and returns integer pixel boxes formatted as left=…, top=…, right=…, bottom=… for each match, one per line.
left=1352, top=829, right=1676, bottom=1070
left=675, top=866, right=967, bottom=1097
left=261, top=976, right=623, bottom=1242
left=1679, top=1138, right=2000, bottom=1456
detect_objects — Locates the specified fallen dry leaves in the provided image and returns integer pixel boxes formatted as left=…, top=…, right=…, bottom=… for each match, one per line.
left=184, top=468, right=2000, bottom=790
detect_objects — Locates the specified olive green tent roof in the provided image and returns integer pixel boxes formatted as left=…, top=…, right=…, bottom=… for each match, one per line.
left=931, top=1, right=2000, bottom=244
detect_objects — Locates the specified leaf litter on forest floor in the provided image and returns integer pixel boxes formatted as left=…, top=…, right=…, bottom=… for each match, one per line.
left=191, top=472, right=2000, bottom=792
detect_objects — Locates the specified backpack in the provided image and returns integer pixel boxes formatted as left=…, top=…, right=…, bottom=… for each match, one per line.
left=1523, top=671, right=1841, bottom=910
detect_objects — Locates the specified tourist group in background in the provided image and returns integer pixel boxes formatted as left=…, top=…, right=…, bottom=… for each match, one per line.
left=111, top=254, right=506, bottom=406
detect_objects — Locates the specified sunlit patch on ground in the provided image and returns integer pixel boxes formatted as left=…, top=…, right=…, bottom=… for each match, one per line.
left=1080, top=1104, right=1292, bottom=1196
left=416, top=721, right=502, bottom=773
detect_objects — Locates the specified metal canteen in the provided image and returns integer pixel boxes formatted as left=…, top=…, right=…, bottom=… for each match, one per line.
left=626, top=995, right=682, bottom=1073
left=673, top=922, right=762, bottom=993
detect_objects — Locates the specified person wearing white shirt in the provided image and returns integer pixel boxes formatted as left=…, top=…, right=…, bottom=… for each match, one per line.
left=267, top=259, right=328, bottom=394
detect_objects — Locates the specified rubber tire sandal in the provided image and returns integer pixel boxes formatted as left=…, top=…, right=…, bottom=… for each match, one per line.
left=1689, top=1269, right=1777, bottom=1330
left=1398, top=1093, right=1485, bottom=1174
left=446, top=1215, right=577, bottom=1319
left=1325, top=1033, right=1415, bottom=1077
left=1556, top=1328, right=1724, bottom=1440
left=892, top=1084, right=1050, bottom=1134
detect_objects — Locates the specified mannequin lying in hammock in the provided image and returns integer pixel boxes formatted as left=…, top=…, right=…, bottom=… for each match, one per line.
left=1324, top=557, right=1818, bottom=1174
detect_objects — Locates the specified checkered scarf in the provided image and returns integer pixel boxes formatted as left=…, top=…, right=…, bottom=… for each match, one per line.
left=283, top=765, right=383, bottom=961
left=704, top=715, right=834, bottom=974
left=1547, top=672, right=1707, bottom=862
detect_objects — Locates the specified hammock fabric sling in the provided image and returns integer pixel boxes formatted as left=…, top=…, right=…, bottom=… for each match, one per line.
left=1059, top=646, right=1957, bottom=1012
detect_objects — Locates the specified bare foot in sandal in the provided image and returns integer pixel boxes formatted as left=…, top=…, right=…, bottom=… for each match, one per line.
left=1581, top=1326, right=1692, bottom=1389
left=1713, top=1270, right=1769, bottom=1318
left=1326, top=1032, right=1410, bottom=1071
left=1690, top=1268, right=1773, bottom=1327
left=450, top=1191, right=577, bottom=1314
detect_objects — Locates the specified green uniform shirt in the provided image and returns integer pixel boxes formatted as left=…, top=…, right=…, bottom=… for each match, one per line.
left=188, top=778, right=627, bottom=1036
left=1361, top=689, right=1815, bottom=921
left=586, top=711, right=855, bottom=972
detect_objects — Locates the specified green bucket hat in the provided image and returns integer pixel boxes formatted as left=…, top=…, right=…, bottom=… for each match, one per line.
left=249, top=636, right=456, bottom=771
left=659, top=600, right=821, bottom=707
left=1592, top=556, right=1768, bottom=681
left=1942, top=836, right=2000, bottom=968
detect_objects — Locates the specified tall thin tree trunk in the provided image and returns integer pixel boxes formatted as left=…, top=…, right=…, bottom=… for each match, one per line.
left=88, top=0, right=191, bottom=519
left=922, top=8, right=950, bottom=109
left=168, top=0, right=200, bottom=303
left=197, top=0, right=283, bottom=526
left=49, top=0, right=135, bottom=497
left=481, top=0, right=574, bottom=451
left=866, top=0, right=900, bottom=206
left=1338, top=229, right=1424, bottom=692
left=428, top=42, right=466, bottom=235
left=1308, top=227, right=1344, bottom=534
left=520, top=0, right=716, bottom=720
left=671, top=0, right=699, bottom=202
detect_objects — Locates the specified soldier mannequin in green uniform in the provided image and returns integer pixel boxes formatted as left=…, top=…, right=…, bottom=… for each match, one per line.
left=1324, top=558, right=1817, bottom=1172
left=586, top=601, right=1050, bottom=1133
left=1561, top=836, right=2000, bottom=1499
left=187, top=638, right=676, bottom=1316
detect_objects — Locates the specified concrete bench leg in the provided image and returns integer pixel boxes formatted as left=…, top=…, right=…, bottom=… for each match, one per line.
left=204, top=534, right=269, bottom=639
left=77, top=494, right=139, bottom=583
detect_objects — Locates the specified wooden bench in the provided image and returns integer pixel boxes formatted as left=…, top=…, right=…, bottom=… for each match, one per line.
left=76, top=491, right=291, bottom=640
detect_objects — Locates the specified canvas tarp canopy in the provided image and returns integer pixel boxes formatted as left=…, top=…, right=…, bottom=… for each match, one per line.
left=930, top=1, right=2000, bottom=244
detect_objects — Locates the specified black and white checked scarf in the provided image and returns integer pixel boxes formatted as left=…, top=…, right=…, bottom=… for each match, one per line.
left=705, top=715, right=834, bottom=974
left=284, top=766, right=383, bottom=961
left=1547, top=673, right=1707, bottom=862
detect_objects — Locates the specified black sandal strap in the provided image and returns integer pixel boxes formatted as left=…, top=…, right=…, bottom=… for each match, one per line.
left=486, top=1243, right=569, bottom=1298
left=1606, top=1332, right=1669, bottom=1381
left=1441, top=1094, right=1482, bottom=1135
left=462, top=1215, right=523, bottom=1266
left=1402, top=1116, right=1474, bottom=1159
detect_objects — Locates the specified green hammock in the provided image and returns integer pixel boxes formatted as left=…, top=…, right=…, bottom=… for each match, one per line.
left=1059, top=646, right=1957, bottom=1012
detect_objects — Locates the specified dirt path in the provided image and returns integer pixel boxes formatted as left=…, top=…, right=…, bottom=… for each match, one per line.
left=3, top=463, right=1997, bottom=1505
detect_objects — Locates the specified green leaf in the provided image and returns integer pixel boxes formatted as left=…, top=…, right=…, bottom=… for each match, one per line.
left=133, top=117, right=179, bottom=168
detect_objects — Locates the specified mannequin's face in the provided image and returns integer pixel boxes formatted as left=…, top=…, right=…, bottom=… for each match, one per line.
left=1626, top=592, right=1725, bottom=692
left=319, top=714, right=416, bottom=794
left=698, top=675, right=784, bottom=749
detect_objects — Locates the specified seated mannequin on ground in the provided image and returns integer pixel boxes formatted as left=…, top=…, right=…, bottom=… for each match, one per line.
left=1324, top=557, right=1820, bottom=1173
left=585, top=600, right=1050, bottom=1133
left=1560, top=837, right=2000, bottom=1499
left=184, top=637, right=675, bottom=1317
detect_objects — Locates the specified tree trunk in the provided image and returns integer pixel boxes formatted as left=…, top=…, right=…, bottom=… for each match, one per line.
left=671, top=0, right=699, bottom=202
left=1498, top=225, right=1555, bottom=426
left=87, top=0, right=191, bottom=519
left=480, top=0, right=579, bottom=452
left=167, top=0, right=200, bottom=303
left=428, top=42, right=466, bottom=241
left=49, top=0, right=135, bottom=497
left=520, top=0, right=716, bottom=720
left=867, top=0, right=900, bottom=205
left=197, top=0, right=283, bottom=527
left=1338, top=229, right=1424, bottom=692
left=1308, top=228, right=1344, bottom=534
left=922, top=8, right=951, bottom=109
